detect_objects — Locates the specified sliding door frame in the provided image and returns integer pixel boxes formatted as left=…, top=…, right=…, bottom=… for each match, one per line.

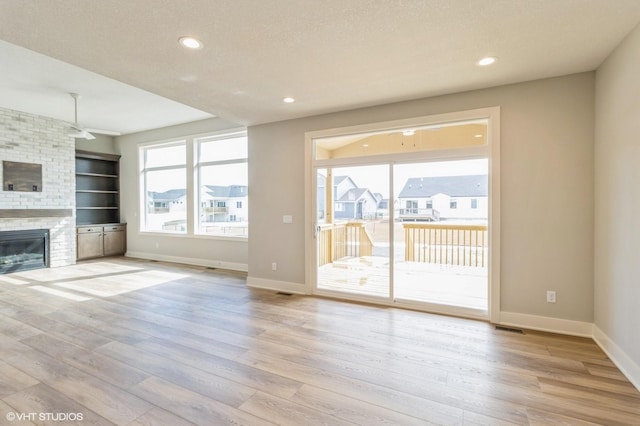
left=304, top=107, right=501, bottom=322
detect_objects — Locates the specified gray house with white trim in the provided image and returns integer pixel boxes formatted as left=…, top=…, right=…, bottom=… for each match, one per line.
left=398, top=175, right=488, bottom=221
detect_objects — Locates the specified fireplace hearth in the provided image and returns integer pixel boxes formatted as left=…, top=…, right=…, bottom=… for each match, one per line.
left=0, top=229, right=50, bottom=274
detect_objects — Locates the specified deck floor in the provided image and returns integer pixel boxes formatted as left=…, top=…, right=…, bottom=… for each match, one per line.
left=318, top=256, right=487, bottom=310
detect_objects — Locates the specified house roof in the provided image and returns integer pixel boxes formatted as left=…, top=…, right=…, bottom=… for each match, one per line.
left=398, top=175, right=488, bottom=198
left=317, top=175, right=356, bottom=188
left=337, top=188, right=377, bottom=203
left=334, top=176, right=350, bottom=185
left=204, top=185, right=248, bottom=198
left=148, top=188, right=186, bottom=201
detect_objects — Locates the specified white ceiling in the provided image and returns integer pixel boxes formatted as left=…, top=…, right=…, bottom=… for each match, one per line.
left=1, top=0, right=639, bottom=134
left=0, top=40, right=214, bottom=135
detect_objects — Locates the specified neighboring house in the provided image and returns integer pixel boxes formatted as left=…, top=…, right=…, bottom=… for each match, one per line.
left=377, top=198, right=390, bottom=219
left=147, top=189, right=187, bottom=214
left=317, top=175, right=380, bottom=220
left=201, top=185, right=248, bottom=222
left=147, top=186, right=247, bottom=232
left=146, top=189, right=188, bottom=232
left=335, top=187, right=379, bottom=220
left=398, top=175, right=488, bottom=221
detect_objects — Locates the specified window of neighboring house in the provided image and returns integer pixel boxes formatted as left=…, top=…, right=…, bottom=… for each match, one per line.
left=450, top=199, right=458, bottom=209
left=140, top=142, right=187, bottom=233
left=196, top=131, right=248, bottom=237
left=426, top=199, right=433, bottom=209
left=471, top=198, right=478, bottom=209
left=335, top=202, right=345, bottom=212
left=406, top=200, right=418, bottom=214
left=236, top=201, right=242, bottom=208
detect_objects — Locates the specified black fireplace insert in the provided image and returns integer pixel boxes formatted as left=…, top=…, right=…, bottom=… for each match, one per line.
left=0, top=229, right=50, bottom=274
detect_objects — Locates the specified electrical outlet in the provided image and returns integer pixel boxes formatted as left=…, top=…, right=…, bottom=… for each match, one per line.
left=271, top=262, right=277, bottom=271
left=546, top=290, right=556, bottom=303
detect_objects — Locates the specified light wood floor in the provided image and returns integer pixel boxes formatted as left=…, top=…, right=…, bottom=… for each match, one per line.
left=0, top=258, right=638, bottom=425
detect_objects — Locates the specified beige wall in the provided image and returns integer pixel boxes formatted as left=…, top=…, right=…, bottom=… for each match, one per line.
left=594, top=23, right=640, bottom=383
left=249, top=73, right=595, bottom=322
left=115, top=117, right=248, bottom=270
left=75, top=133, right=117, bottom=155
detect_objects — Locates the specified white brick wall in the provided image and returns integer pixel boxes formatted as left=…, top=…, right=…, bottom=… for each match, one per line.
left=0, top=107, right=76, bottom=267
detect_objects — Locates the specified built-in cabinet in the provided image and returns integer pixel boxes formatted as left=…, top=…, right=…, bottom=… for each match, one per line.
left=76, top=224, right=126, bottom=260
left=75, top=151, right=126, bottom=259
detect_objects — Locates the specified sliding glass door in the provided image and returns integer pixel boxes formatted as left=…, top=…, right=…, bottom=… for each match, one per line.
left=316, top=164, right=390, bottom=299
left=393, top=160, right=488, bottom=310
left=308, top=108, right=499, bottom=319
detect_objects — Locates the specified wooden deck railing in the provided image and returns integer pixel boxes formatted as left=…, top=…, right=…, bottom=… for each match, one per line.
left=404, top=223, right=488, bottom=267
left=318, top=221, right=487, bottom=268
left=317, top=221, right=374, bottom=266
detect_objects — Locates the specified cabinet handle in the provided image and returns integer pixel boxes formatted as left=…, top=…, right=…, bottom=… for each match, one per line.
left=87, top=229, right=93, bottom=232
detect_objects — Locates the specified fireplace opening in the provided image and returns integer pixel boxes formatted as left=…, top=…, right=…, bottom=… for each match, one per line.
left=0, top=229, right=50, bottom=274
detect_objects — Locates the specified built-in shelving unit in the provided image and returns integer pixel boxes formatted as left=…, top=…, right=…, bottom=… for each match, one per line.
left=75, top=151, right=126, bottom=260
left=75, top=150, right=121, bottom=225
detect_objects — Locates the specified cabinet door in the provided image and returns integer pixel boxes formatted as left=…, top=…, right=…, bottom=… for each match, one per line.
left=77, top=228, right=103, bottom=259
left=103, top=225, right=126, bottom=256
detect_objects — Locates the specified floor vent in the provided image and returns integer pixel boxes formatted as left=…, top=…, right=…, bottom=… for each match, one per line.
left=495, top=325, right=525, bottom=334
left=276, top=292, right=293, bottom=296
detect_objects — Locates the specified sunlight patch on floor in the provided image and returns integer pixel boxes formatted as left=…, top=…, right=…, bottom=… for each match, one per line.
left=52, top=270, right=189, bottom=298
left=0, top=275, right=30, bottom=285
left=8, top=261, right=144, bottom=283
left=29, top=285, right=93, bottom=301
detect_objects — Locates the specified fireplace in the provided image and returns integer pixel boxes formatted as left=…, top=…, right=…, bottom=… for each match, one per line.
left=0, top=229, right=50, bottom=274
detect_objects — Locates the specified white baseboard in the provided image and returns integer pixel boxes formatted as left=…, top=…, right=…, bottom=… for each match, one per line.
left=498, top=311, right=593, bottom=337
left=593, top=325, right=640, bottom=391
left=246, top=276, right=307, bottom=295
left=125, top=251, right=248, bottom=272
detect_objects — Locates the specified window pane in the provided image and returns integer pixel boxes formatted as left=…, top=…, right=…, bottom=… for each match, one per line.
left=144, top=168, right=187, bottom=233
left=146, top=144, right=186, bottom=167
left=199, top=135, right=248, bottom=162
left=198, top=162, right=248, bottom=236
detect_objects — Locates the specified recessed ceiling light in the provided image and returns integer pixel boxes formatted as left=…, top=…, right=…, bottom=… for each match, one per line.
left=402, top=129, right=415, bottom=136
left=282, top=97, right=295, bottom=103
left=477, top=56, right=497, bottom=66
left=362, top=144, right=369, bottom=147
left=474, top=134, right=483, bottom=138
left=179, top=36, right=203, bottom=50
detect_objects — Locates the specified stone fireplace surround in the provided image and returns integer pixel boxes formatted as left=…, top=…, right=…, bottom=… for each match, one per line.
left=0, top=107, right=76, bottom=270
